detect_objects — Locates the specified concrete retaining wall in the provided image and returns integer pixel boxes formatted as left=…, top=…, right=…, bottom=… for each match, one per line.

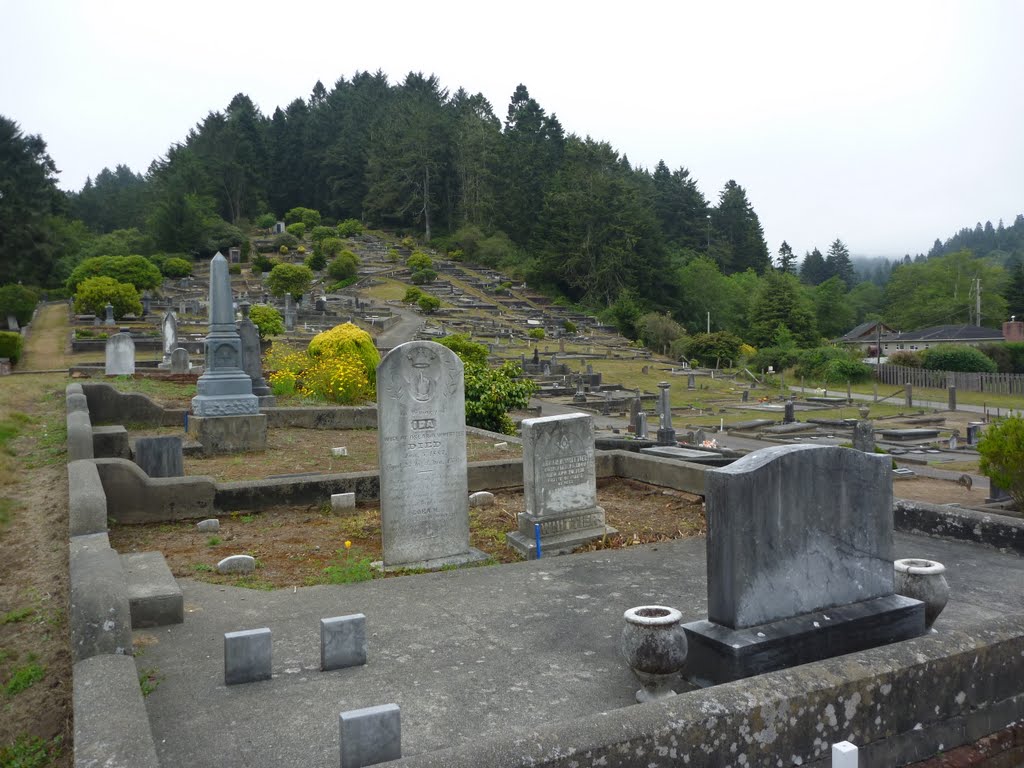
left=73, top=654, right=160, bottom=768
left=263, top=406, right=377, bottom=429
left=68, top=459, right=108, bottom=536
left=69, top=532, right=132, bottom=662
left=392, top=613, right=1024, bottom=768
left=893, top=498, right=1024, bottom=555
left=81, top=382, right=186, bottom=426
left=94, top=458, right=216, bottom=523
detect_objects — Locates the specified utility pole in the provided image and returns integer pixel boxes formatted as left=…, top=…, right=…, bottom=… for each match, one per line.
left=976, top=277, right=982, bottom=326
left=707, top=311, right=710, bottom=334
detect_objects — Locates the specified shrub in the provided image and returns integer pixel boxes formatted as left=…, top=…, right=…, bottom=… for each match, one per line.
left=400, top=236, right=416, bottom=250
left=265, top=263, right=313, bottom=299
left=307, top=322, right=381, bottom=387
left=978, top=416, right=1024, bottom=509
left=251, top=253, right=274, bottom=274
left=888, top=350, right=923, bottom=368
left=336, top=219, right=363, bottom=237
left=0, top=331, right=24, bottom=363
left=402, top=287, right=424, bottom=304
left=305, top=252, right=327, bottom=271
left=527, top=328, right=545, bottom=341
left=297, top=245, right=306, bottom=254
left=327, top=252, right=359, bottom=281
left=921, top=344, right=998, bottom=373
left=794, top=346, right=871, bottom=383
left=286, top=222, right=306, bottom=240
left=256, top=213, right=277, bottom=229
left=249, top=305, right=284, bottom=339
left=408, top=252, right=433, bottom=272
left=161, top=257, right=193, bottom=278
left=417, top=294, right=441, bottom=313
left=563, top=320, right=577, bottom=334
left=310, top=226, right=337, bottom=245
left=228, top=264, right=241, bottom=275
left=318, top=238, right=345, bottom=258
left=438, top=334, right=489, bottom=366
left=73, top=276, right=142, bottom=318
left=411, top=268, right=437, bottom=285
left=750, top=346, right=800, bottom=373
left=293, top=322, right=381, bottom=403
left=979, top=342, right=1024, bottom=374
left=463, top=361, right=536, bottom=434
left=272, top=232, right=299, bottom=251
left=284, top=207, right=321, bottom=229
left=637, top=311, right=683, bottom=355
left=279, top=245, right=289, bottom=255
left=683, top=331, right=743, bottom=367
left=66, top=255, right=162, bottom=292
left=0, top=284, right=38, bottom=326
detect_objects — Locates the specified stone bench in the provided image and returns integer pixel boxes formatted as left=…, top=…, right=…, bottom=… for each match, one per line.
left=121, top=551, right=184, bottom=628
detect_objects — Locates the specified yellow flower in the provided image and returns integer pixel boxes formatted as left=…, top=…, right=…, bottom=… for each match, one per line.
left=344, top=540, right=352, bottom=549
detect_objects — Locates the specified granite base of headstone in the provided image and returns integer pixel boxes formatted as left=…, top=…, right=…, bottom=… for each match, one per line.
left=104, top=332, right=135, bottom=376
left=682, top=445, right=924, bottom=687
left=375, top=341, right=487, bottom=571
left=852, top=420, right=875, bottom=453
left=133, top=436, right=184, bottom=478
left=506, top=413, right=616, bottom=558
left=188, top=414, right=267, bottom=456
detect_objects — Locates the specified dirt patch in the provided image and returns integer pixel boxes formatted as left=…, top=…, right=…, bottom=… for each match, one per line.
left=894, top=476, right=988, bottom=505
left=108, top=478, right=706, bottom=589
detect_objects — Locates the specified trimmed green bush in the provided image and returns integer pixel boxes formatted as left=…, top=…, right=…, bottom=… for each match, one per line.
left=921, top=344, right=998, bottom=373
left=979, top=342, right=1024, bottom=374
left=795, top=346, right=872, bottom=383
left=0, top=284, right=38, bottom=326
left=66, top=255, right=162, bottom=293
left=978, top=416, right=1024, bottom=509
left=417, top=294, right=440, bottom=313
left=327, top=252, right=358, bottom=281
left=438, top=334, right=489, bottom=366
left=0, top=331, right=24, bottom=363
left=305, top=252, right=327, bottom=271
left=286, top=222, right=306, bottom=240
left=249, top=305, right=284, bottom=339
left=160, top=257, right=193, bottom=278
left=255, top=213, right=277, bottom=229
left=336, top=219, right=363, bottom=237
left=73, top=276, right=142, bottom=318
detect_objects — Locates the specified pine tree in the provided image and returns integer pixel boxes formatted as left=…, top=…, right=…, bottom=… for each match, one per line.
left=777, top=241, right=796, bottom=274
left=800, top=248, right=827, bottom=285
left=824, top=238, right=855, bottom=289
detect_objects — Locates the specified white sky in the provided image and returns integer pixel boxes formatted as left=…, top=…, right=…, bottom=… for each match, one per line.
left=3, top=0, right=1022, bottom=258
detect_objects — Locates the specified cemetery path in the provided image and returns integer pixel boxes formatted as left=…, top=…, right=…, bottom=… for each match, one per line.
left=19, top=302, right=69, bottom=371
left=375, top=305, right=424, bottom=350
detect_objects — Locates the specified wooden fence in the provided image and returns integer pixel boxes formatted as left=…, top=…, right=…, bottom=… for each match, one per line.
left=875, top=364, right=1024, bottom=395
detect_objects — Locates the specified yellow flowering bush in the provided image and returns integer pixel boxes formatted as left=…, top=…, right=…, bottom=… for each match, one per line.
left=263, top=326, right=379, bottom=405
left=307, top=323, right=380, bottom=388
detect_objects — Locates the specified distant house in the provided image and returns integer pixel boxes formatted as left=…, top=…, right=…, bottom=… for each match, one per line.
left=834, top=321, right=895, bottom=355
left=877, top=323, right=1015, bottom=355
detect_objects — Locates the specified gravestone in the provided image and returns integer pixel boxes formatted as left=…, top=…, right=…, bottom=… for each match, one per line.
left=682, top=445, right=925, bottom=687
left=284, top=294, right=296, bottom=331
left=321, top=614, right=367, bottom=671
left=7, top=314, right=18, bottom=331
left=339, top=704, right=401, bottom=768
left=636, top=411, right=648, bottom=439
left=236, top=302, right=273, bottom=401
left=853, top=420, right=875, bottom=453
left=687, top=373, right=696, bottom=390
left=103, top=303, right=115, bottom=327
left=189, top=253, right=266, bottom=454
left=228, top=246, right=241, bottom=263
left=224, top=628, right=271, bottom=685
left=376, top=341, right=486, bottom=570
left=133, top=436, right=184, bottom=478
left=783, top=401, right=795, bottom=424
left=159, top=311, right=178, bottom=368
left=506, top=413, right=615, bottom=558
left=948, top=385, right=957, bottom=411
left=655, top=382, right=676, bottom=446
left=170, top=347, right=190, bottom=374
left=104, top=333, right=135, bottom=375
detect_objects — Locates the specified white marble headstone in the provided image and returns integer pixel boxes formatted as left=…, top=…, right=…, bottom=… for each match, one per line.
left=104, top=332, right=135, bottom=376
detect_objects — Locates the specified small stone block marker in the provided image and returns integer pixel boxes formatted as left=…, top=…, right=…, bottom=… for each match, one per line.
left=217, top=554, right=255, bottom=574
left=196, top=518, right=220, bottom=532
left=332, top=446, right=348, bottom=457
left=331, top=492, right=356, bottom=512
left=224, top=627, right=271, bottom=685
left=339, top=703, right=401, bottom=768
left=321, top=613, right=367, bottom=671
left=468, top=491, right=494, bottom=508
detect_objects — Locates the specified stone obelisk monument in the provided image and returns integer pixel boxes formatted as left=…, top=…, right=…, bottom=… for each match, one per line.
left=188, top=252, right=267, bottom=454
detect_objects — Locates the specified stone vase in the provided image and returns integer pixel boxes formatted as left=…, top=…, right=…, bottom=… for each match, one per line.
left=894, top=558, right=949, bottom=629
left=621, top=605, right=687, bottom=703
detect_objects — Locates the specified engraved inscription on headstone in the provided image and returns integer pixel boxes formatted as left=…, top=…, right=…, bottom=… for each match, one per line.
left=376, top=341, right=484, bottom=570
left=506, top=413, right=615, bottom=558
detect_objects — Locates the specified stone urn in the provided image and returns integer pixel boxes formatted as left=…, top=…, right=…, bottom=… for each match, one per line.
left=894, top=558, right=950, bottom=629
left=621, top=606, right=687, bottom=702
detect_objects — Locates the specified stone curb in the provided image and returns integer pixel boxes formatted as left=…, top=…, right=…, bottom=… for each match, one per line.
left=894, top=498, right=1024, bottom=554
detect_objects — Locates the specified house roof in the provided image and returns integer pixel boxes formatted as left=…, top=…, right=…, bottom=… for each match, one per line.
left=879, top=324, right=1004, bottom=343
left=835, top=321, right=893, bottom=343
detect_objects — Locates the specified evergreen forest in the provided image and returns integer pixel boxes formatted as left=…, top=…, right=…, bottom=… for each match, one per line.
left=3, top=70, right=1024, bottom=348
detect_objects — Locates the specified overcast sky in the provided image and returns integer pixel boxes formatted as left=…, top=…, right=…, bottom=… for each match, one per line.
left=4, top=0, right=1022, bottom=259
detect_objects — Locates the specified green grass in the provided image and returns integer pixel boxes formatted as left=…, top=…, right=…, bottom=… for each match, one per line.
left=1, top=606, right=33, bottom=625
left=206, top=536, right=221, bottom=547
left=5, top=662, right=45, bottom=696
left=0, top=497, right=19, bottom=531
left=138, top=667, right=163, bottom=697
left=232, top=576, right=275, bottom=590
left=319, top=547, right=375, bottom=585
left=0, top=734, right=62, bottom=767
left=193, top=563, right=214, bottom=572
left=844, top=380, right=1024, bottom=410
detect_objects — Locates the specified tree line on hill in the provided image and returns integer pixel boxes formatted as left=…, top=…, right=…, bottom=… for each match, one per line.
left=1, top=69, right=1023, bottom=355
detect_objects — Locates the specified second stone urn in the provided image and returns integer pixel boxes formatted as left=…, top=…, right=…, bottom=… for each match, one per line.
left=621, top=605, right=688, bottom=702
left=894, top=558, right=950, bottom=629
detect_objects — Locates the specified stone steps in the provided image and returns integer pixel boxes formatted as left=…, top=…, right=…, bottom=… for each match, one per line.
left=120, top=552, right=183, bottom=628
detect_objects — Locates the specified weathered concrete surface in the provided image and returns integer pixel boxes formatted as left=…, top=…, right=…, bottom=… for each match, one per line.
left=121, top=551, right=183, bottom=628
left=82, top=381, right=185, bottom=426
left=73, top=654, right=159, bottom=768
left=92, top=424, right=130, bottom=458
left=894, top=498, right=1024, bottom=555
left=94, top=458, right=216, bottom=523
left=136, top=532, right=1024, bottom=768
left=263, top=406, right=377, bottom=430
left=69, top=533, right=131, bottom=661
left=68, top=459, right=107, bottom=536
left=66, top=409, right=93, bottom=461
left=188, top=413, right=267, bottom=455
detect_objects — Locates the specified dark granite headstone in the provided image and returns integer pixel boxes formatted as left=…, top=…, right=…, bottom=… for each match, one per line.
left=237, top=302, right=271, bottom=397
left=853, top=420, right=875, bottom=452
left=682, top=444, right=924, bottom=687
left=133, top=436, right=184, bottom=478
left=783, top=401, right=795, bottom=424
